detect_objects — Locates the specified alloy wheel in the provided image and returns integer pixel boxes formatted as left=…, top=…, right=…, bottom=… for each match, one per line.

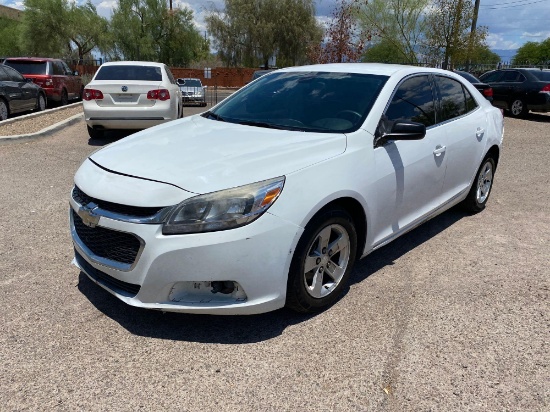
left=303, top=223, right=351, bottom=298
left=0, top=100, right=8, bottom=121
left=511, top=99, right=524, bottom=116
left=476, top=161, right=493, bottom=204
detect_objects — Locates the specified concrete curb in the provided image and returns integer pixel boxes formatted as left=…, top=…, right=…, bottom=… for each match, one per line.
left=0, top=112, right=84, bottom=143
left=0, top=101, right=82, bottom=127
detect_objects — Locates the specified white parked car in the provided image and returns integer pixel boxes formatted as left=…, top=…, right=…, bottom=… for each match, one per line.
left=71, top=63, right=504, bottom=315
left=83, top=61, right=182, bottom=139
left=177, top=78, right=207, bottom=106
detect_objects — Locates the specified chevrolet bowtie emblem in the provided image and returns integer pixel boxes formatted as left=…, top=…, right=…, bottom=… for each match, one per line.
left=78, top=202, right=100, bottom=228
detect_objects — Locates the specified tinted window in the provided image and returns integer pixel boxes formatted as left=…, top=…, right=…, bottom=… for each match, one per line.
left=502, top=71, right=520, bottom=82
left=61, top=61, right=73, bottom=75
left=4, top=66, right=25, bottom=82
left=210, top=71, right=388, bottom=133
left=531, top=70, right=550, bottom=81
left=435, top=76, right=467, bottom=122
left=0, top=66, right=9, bottom=81
left=53, top=61, right=64, bottom=75
left=456, top=71, right=480, bottom=83
left=464, top=87, right=478, bottom=113
left=385, top=75, right=435, bottom=127
left=4, top=61, right=47, bottom=75
left=95, top=65, right=163, bottom=81
left=479, top=71, right=503, bottom=83
left=180, top=79, right=202, bottom=87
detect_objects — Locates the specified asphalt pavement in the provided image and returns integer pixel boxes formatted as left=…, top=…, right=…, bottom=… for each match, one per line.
left=0, top=112, right=548, bottom=411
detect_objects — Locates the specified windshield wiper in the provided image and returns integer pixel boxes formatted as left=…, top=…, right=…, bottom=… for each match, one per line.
left=202, top=111, right=226, bottom=122
left=236, top=120, right=301, bottom=131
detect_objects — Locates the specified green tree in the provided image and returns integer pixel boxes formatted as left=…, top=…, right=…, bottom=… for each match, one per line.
left=109, top=0, right=208, bottom=66
left=206, top=0, right=321, bottom=68
left=362, top=39, right=405, bottom=63
left=0, top=17, right=23, bottom=56
left=422, top=0, right=488, bottom=69
left=513, top=38, right=550, bottom=64
left=19, top=0, right=109, bottom=60
left=356, top=0, right=429, bottom=64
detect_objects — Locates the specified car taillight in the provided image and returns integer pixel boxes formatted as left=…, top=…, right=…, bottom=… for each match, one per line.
left=147, top=89, right=170, bottom=101
left=483, top=87, right=493, bottom=97
left=83, top=89, right=104, bottom=100
left=541, top=84, right=550, bottom=93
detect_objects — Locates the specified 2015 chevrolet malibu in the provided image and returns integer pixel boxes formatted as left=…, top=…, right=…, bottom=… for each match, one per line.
left=70, top=64, right=504, bottom=314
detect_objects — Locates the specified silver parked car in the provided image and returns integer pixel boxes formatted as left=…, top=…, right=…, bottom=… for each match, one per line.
left=177, top=78, right=207, bottom=107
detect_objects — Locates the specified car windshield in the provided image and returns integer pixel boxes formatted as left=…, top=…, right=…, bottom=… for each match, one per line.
left=181, top=79, right=202, bottom=87
left=95, top=65, right=163, bottom=81
left=4, top=61, right=47, bottom=75
left=530, top=70, right=550, bottom=81
left=206, top=71, right=388, bottom=133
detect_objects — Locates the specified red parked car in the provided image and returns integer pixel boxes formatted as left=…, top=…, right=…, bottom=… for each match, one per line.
left=3, top=57, right=83, bottom=106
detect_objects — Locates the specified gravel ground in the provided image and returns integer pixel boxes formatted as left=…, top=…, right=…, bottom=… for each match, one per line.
left=0, top=113, right=548, bottom=411
left=0, top=104, right=83, bottom=136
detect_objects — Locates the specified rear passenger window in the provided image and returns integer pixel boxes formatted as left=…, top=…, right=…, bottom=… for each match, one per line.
left=435, top=76, right=466, bottom=122
left=0, top=66, right=10, bottom=81
left=53, top=61, right=64, bottom=75
left=502, top=71, right=520, bottom=82
left=464, top=87, right=478, bottom=113
left=385, top=75, right=435, bottom=127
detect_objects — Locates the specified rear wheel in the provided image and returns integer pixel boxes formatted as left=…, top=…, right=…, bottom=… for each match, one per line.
left=87, top=125, right=104, bottom=139
left=0, top=99, right=8, bottom=121
left=461, top=156, right=496, bottom=213
left=509, top=97, right=528, bottom=117
left=286, top=208, right=357, bottom=313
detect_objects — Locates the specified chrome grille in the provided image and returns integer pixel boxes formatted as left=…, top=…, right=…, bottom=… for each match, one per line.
left=72, top=209, right=141, bottom=265
left=72, top=186, right=164, bottom=218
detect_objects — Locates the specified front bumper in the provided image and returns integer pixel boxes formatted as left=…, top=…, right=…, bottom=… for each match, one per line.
left=70, top=199, right=303, bottom=315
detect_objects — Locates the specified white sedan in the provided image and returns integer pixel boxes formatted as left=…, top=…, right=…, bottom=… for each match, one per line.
left=70, top=63, right=503, bottom=314
left=83, top=61, right=182, bottom=139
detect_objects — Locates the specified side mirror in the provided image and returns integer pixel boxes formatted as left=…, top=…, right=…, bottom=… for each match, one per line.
left=386, top=122, right=426, bottom=140
left=375, top=120, right=426, bottom=147
left=73, top=71, right=79, bottom=76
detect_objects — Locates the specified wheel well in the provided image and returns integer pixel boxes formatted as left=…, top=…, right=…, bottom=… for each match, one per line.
left=486, top=145, right=500, bottom=169
left=315, top=197, right=367, bottom=260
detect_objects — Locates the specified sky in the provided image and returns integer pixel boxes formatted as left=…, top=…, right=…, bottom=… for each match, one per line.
left=2, top=0, right=550, bottom=61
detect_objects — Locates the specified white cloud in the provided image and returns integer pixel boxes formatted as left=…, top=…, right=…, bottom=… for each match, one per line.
left=486, top=33, right=520, bottom=50
left=521, top=31, right=550, bottom=40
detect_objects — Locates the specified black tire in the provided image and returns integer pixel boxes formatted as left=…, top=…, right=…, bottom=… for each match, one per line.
left=461, top=156, right=496, bottom=213
left=508, top=97, right=528, bottom=118
left=78, top=86, right=84, bottom=102
left=87, top=125, right=104, bottom=139
left=36, top=94, right=46, bottom=112
left=60, top=89, right=69, bottom=106
left=286, top=208, right=357, bottom=313
left=0, top=98, right=9, bottom=121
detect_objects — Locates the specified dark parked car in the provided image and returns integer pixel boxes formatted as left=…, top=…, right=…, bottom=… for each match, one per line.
left=454, top=70, right=493, bottom=102
left=0, top=64, right=47, bottom=121
left=3, top=57, right=83, bottom=106
left=479, top=68, right=550, bottom=117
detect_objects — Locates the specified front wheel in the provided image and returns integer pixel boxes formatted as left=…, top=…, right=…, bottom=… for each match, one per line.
left=36, top=94, right=46, bottom=112
left=461, top=156, right=496, bottom=213
left=286, top=208, right=357, bottom=313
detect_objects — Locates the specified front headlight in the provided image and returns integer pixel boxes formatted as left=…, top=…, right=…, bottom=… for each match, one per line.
left=162, top=177, right=285, bottom=235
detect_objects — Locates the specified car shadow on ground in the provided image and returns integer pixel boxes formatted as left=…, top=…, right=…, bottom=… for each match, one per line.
left=526, top=113, right=550, bottom=123
left=77, top=207, right=467, bottom=344
left=87, top=130, right=135, bottom=146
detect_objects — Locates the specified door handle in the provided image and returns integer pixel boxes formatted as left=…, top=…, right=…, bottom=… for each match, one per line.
left=433, top=145, right=446, bottom=156
left=476, top=127, right=485, bottom=138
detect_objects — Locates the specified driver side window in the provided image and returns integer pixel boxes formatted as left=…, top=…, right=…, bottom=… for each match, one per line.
left=385, top=76, right=436, bottom=127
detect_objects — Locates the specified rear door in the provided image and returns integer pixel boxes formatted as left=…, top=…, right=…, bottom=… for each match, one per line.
left=434, top=75, right=487, bottom=200
left=481, top=70, right=506, bottom=109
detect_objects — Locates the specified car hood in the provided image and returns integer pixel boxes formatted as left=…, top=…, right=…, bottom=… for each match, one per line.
left=90, top=115, right=347, bottom=194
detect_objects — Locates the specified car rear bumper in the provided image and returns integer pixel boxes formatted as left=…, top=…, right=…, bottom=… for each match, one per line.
left=529, top=94, right=550, bottom=113
left=84, top=101, right=175, bottom=129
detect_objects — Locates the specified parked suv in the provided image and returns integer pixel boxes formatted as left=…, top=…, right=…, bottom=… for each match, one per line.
left=3, top=57, right=83, bottom=106
left=479, top=68, right=550, bottom=117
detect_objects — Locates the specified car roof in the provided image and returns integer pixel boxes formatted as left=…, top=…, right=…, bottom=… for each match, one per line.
left=100, top=61, right=165, bottom=68
left=4, top=57, right=58, bottom=62
left=278, top=63, right=455, bottom=77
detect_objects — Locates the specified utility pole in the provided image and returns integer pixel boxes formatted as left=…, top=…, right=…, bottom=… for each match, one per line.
left=169, top=0, right=172, bottom=11
left=466, top=0, right=481, bottom=71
